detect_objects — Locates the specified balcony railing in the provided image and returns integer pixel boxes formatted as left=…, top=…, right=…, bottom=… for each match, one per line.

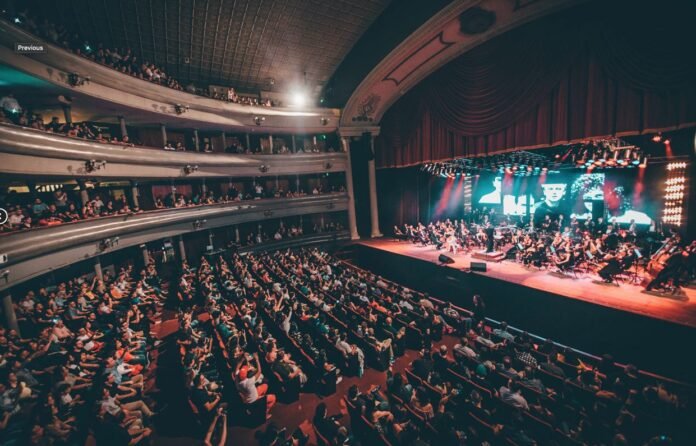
left=0, top=193, right=348, bottom=291
left=0, top=124, right=347, bottom=178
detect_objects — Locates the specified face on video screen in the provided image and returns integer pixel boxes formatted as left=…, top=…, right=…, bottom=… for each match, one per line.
left=541, top=183, right=567, bottom=206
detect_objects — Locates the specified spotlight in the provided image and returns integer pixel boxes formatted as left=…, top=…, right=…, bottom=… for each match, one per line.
left=652, top=133, right=663, bottom=143
left=253, top=116, right=266, bottom=126
left=320, top=117, right=329, bottom=126
left=291, top=91, right=307, bottom=107
left=663, top=138, right=671, bottom=145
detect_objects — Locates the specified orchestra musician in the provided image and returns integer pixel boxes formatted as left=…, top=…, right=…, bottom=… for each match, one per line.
left=645, top=246, right=688, bottom=292
left=484, top=222, right=495, bottom=253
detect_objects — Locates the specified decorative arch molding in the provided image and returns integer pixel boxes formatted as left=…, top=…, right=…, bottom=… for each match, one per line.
left=340, top=0, right=586, bottom=128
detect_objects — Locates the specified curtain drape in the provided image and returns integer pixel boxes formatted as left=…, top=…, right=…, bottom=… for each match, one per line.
left=377, top=0, right=696, bottom=168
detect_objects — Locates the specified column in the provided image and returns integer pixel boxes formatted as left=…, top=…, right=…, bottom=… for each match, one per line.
left=130, top=181, right=139, bottom=208
left=340, top=136, right=359, bottom=240
left=142, top=245, right=150, bottom=265
left=160, top=124, right=167, bottom=147
left=295, top=175, right=300, bottom=193
left=201, top=179, right=207, bottom=197
left=208, top=230, right=214, bottom=250
left=245, top=133, right=251, bottom=151
left=62, top=104, right=72, bottom=124
left=2, top=294, right=19, bottom=333
left=291, top=134, right=296, bottom=153
left=268, top=134, right=274, bottom=154
left=312, top=135, right=318, bottom=146
left=235, top=226, right=241, bottom=243
left=94, top=257, right=104, bottom=281
left=275, top=176, right=280, bottom=191
left=193, top=129, right=200, bottom=152
left=178, top=235, right=187, bottom=262
left=118, top=116, right=128, bottom=138
left=320, top=215, right=325, bottom=232
left=220, top=132, right=227, bottom=152
left=77, top=180, right=89, bottom=206
left=367, top=134, right=382, bottom=237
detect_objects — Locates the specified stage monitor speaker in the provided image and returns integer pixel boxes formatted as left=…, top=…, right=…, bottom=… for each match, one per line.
left=438, top=254, right=455, bottom=264
left=471, top=262, right=487, bottom=272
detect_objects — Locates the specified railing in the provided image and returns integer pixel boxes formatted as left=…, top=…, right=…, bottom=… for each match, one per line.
left=0, top=194, right=348, bottom=291
left=0, top=124, right=347, bottom=178
left=0, top=19, right=339, bottom=133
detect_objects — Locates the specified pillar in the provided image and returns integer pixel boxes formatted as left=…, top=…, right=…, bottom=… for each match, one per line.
left=320, top=215, right=325, bottom=231
left=208, top=230, right=214, bottom=250
left=291, top=134, right=296, bottom=153
left=275, top=176, right=280, bottom=191
left=367, top=134, right=382, bottom=237
left=201, top=179, right=207, bottom=197
left=340, top=136, right=360, bottom=240
left=94, top=257, right=104, bottom=281
left=220, top=132, right=227, bottom=152
left=193, top=129, right=200, bottom=152
left=312, top=135, right=318, bottom=146
left=130, top=181, right=139, bottom=208
left=2, top=294, right=19, bottom=333
left=295, top=175, right=301, bottom=193
left=77, top=180, right=89, bottom=206
left=142, top=245, right=150, bottom=266
left=62, top=104, right=72, bottom=124
left=178, top=235, right=187, bottom=262
left=235, top=226, right=241, bottom=243
left=160, top=124, right=167, bottom=147
left=245, top=133, right=251, bottom=151
left=268, top=134, right=274, bottom=154
left=118, top=116, right=128, bottom=138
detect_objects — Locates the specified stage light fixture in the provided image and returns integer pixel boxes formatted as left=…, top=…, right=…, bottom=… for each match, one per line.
left=652, top=133, right=663, bottom=143
left=663, top=138, right=671, bottom=145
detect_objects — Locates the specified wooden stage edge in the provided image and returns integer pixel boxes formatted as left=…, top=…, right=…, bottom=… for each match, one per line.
left=356, top=239, right=696, bottom=330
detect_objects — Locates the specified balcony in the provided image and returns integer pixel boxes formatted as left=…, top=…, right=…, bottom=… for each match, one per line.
left=0, top=124, right=347, bottom=178
left=0, top=19, right=340, bottom=133
left=0, top=193, right=348, bottom=290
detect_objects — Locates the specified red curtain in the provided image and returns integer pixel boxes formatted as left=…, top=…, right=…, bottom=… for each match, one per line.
left=377, top=1, right=696, bottom=168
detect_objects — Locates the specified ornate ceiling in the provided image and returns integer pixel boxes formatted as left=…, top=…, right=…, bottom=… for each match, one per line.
left=24, top=0, right=392, bottom=94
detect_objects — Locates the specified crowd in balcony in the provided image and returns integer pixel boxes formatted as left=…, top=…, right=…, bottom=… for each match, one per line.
left=2, top=92, right=339, bottom=155
left=0, top=182, right=345, bottom=234
left=1, top=257, right=167, bottom=445
left=6, top=10, right=278, bottom=107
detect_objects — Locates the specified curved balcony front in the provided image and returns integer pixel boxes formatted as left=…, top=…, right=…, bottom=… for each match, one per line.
left=0, top=124, right=347, bottom=179
left=0, top=19, right=340, bottom=133
left=0, top=193, right=348, bottom=290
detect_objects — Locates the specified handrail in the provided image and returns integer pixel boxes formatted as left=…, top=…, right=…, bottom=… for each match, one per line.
left=0, top=124, right=348, bottom=178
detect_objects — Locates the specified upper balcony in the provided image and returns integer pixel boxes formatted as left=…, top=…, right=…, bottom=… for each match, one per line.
left=0, top=19, right=340, bottom=134
left=0, top=124, right=348, bottom=179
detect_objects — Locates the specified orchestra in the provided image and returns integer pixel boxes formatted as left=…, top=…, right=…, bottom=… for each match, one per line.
left=398, top=211, right=695, bottom=294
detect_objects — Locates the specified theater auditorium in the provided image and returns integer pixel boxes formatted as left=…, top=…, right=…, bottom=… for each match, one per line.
left=0, top=0, right=694, bottom=445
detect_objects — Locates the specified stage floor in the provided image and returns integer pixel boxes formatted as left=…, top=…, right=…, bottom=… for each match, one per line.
left=357, top=239, right=696, bottom=329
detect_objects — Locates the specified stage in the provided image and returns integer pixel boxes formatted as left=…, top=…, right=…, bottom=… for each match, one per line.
left=357, top=238, right=696, bottom=328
